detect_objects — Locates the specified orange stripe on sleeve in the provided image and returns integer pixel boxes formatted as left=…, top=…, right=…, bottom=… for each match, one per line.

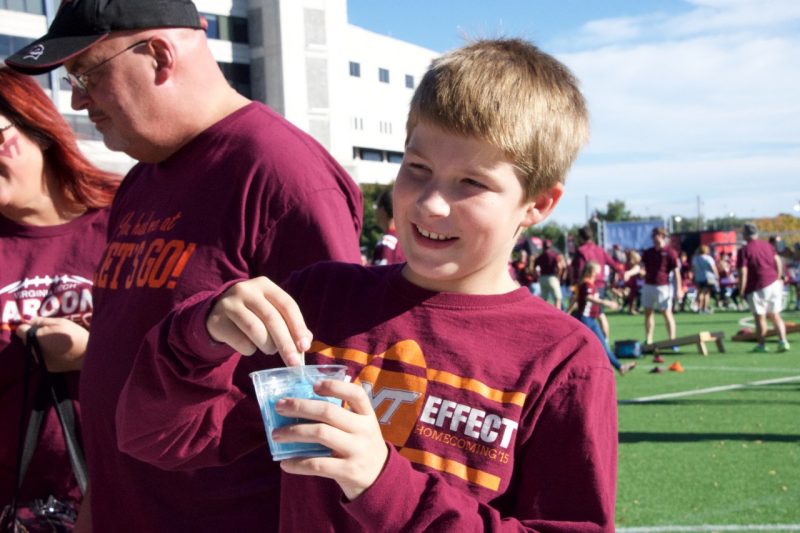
left=400, top=447, right=501, bottom=491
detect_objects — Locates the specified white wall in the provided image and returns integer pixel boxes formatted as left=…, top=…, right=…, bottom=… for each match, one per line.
left=2, top=1, right=440, bottom=186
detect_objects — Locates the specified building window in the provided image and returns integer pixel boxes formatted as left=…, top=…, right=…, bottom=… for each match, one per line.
left=0, top=0, right=44, bottom=14
left=357, top=148, right=383, bottom=162
left=218, top=62, right=251, bottom=98
left=200, top=13, right=249, bottom=44
left=405, top=74, right=414, bottom=89
left=387, top=151, right=404, bottom=164
left=352, top=117, right=364, bottom=130
left=379, top=121, right=393, bottom=135
left=378, top=68, right=389, bottom=84
left=349, top=61, right=360, bottom=77
left=204, top=14, right=220, bottom=39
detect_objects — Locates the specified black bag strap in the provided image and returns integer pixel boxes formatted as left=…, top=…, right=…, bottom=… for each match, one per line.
left=1, top=327, right=45, bottom=532
left=27, top=328, right=89, bottom=495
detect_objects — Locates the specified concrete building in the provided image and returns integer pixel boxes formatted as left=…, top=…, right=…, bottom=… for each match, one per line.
left=0, top=0, right=438, bottom=184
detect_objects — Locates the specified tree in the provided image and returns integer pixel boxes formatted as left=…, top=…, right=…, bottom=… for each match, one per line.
left=524, top=221, right=578, bottom=254
left=359, top=183, right=390, bottom=260
left=593, top=200, right=640, bottom=222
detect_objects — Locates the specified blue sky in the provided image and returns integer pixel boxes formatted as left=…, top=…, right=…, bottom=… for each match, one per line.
left=347, top=0, right=800, bottom=227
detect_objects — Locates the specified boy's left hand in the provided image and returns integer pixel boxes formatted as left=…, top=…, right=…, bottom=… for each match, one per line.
left=274, top=379, right=388, bottom=501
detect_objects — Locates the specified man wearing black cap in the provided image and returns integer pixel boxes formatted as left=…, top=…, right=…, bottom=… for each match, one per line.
left=6, top=1, right=363, bottom=531
left=737, top=223, right=789, bottom=353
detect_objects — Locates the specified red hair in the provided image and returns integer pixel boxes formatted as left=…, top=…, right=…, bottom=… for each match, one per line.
left=0, top=67, right=119, bottom=208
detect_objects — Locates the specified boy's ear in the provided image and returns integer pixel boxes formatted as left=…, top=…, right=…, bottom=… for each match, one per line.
left=520, top=183, right=564, bottom=228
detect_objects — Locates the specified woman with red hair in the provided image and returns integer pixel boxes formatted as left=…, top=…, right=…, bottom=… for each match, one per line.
left=1, top=67, right=119, bottom=528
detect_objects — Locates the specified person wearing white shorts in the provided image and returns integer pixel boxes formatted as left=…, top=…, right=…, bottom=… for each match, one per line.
left=640, top=228, right=683, bottom=346
left=746, top=279, right=783, bottom=315
left=642, top=284, right=672, bottom=312
left=738, top=223, right=790, bottom=352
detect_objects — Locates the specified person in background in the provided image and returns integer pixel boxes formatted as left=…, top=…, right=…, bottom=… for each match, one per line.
left=623, top=249, right=643, bottom=315
left=535, top=239, right=563, bottom=309
left=717, top=252, right=743, bottom=311
left=571, top=225, right=625, bottom=339
left=573, top=262, right=637, bottom=375
left=738, top=223, right=789, bottom=352
left=0, top=67, right=119, bottom=525
left=790, top=243, right=800, bottom=311
left=371, top=184, right=405, bottom=265
left=692, top=244, right=719, bottom=314
left=676, top=250, right=694, bottom=312
left=6, top=1, right=362, bottom=531
left=640, top=227, right=683, bottom=346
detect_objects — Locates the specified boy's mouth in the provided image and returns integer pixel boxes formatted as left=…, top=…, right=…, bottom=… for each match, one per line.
left=415, top=224, right=456, bottom=241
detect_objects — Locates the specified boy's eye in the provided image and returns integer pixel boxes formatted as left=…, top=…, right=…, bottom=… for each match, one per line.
left=463, top=178, right=488, bottom=189
left=407, top=162, right=431, bottom=173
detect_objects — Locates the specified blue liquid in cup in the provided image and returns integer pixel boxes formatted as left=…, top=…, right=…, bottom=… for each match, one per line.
left=251, top=366, right=346, bottom=461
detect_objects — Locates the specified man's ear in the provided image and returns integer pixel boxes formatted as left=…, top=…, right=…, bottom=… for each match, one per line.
left=520, top=183, right=564, bottom=229
left=148, top=37, right=176, bottom=84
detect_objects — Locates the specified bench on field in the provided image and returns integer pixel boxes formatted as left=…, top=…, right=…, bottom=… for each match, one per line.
left=642, top=330, right=726, bottom=356
left=732, top=322, right=800, bottom=342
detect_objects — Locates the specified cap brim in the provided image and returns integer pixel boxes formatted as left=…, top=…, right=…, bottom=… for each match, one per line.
left=5, top=33, right=108, bottom=74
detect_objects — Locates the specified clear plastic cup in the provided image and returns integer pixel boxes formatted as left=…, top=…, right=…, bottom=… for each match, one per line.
left=250, top=365, right=348, bottom=461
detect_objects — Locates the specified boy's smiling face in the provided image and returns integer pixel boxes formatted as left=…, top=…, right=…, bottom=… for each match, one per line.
left=395, top=121, right=561, bottom=294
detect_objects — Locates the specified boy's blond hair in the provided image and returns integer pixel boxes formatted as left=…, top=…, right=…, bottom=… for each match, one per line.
left=406, top=38, right=589, bottom=200
left=582, top=260, right=601, bottom=280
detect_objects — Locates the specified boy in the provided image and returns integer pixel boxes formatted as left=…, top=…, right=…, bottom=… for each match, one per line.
left=115, top=39, right=616, bottom=531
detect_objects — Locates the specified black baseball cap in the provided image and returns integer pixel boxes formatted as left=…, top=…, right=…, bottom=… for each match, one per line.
left=5, top=0, right=202, bottom=74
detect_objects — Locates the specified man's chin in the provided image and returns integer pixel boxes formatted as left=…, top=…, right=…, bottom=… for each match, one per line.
left=100, top=131, right=129, bottom=154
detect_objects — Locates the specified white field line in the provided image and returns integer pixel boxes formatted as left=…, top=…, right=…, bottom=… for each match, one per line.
left=681, top=366, right=800, bottom=373
left=620, top=375, right=800, bottom=404
left=617, top=525, right=800, bottom=532
left=739, top=316, right=755, bottom=328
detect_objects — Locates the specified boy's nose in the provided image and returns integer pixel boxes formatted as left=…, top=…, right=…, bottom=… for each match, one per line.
left=416, top=185, right=451, bottom=218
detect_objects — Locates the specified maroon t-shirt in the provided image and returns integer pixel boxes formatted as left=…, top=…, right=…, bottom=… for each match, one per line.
left=641, top=246, right=678, bottom=286
left=0, top=209, right=108, bottom=508
left=534, top=249, right=561, bottom=276
left=736, top=239, right=778, bottom=294
left=571, top=242, right=622, bottom=288
left=371, top=228, right=405, bottom=265
left=282, top=264, right=617, bottom=531
left=80, top=102, right=362, bottom=532
left=113, top=263, right=617, bottom=531
left=576, top=280, right=601, bottom=318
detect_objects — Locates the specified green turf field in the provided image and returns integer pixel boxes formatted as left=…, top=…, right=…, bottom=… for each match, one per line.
left=611, top=307, right=800, bottom=531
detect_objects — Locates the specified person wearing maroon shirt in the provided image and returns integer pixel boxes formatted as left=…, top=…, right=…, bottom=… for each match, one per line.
left=1, top=68, right=119, bottom=527
left=737, top=223, right=789, bottom=352
left=535, top=239, right=563, bottom=308
left=571, top=225, right=624, bottom=339
left=573, top=262, right=636, bottom=375
left=6, top=2, right=362, bottom=531
left=371, top=184, right=405, bottom=266
left=112, top=39, right=616, bottom=531
left=641, top=227, right=683, bottom=346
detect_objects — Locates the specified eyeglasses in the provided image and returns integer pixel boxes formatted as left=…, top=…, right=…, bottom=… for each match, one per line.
left=0, top=123, right=13, bottom=144
left=62, top=40, right=149, bottom=94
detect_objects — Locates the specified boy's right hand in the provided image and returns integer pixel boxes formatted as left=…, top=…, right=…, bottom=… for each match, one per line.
left=206, top=277, right=312, bottom=367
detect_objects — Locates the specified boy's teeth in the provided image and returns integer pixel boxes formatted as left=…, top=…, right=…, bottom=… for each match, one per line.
left=417, top=226, right=450, bottom=240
